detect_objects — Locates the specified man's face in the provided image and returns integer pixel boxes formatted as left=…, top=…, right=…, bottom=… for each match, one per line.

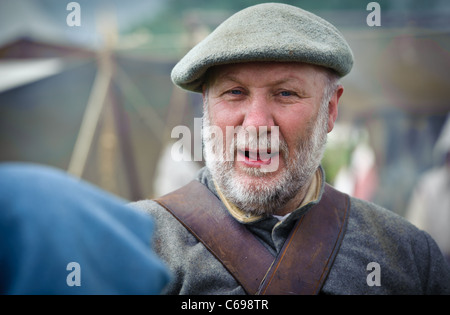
left=202, top=62, right=339, bottom=216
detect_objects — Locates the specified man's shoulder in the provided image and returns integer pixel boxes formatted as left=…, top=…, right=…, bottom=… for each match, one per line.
left=129, top=198, right=203, bottom=262
left=129, top=199, right=186, bottom=235
left=349, top=197, right=415, bottom=233
left=346, top=196, right=433, bottom=258
left=328, top=195, right=450, bottom=294
left=130, top=198, right=167, bottom=217
left=129, top=187, right=245, bottom=295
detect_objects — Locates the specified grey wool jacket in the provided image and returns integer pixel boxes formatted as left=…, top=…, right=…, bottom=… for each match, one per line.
left=131, top=167, right=450, bottom=295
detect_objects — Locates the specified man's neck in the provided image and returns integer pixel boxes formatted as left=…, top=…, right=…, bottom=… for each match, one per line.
left=275, top=177, right=314, bottom=217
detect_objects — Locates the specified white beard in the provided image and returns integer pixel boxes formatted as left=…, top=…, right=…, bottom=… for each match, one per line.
left=202, top=102, right=329, bottom=217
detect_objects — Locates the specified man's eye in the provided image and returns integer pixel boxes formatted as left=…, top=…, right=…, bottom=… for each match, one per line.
left=229, top=89, right=242, bottom=95
left=280, top=91, right=294, bottom=97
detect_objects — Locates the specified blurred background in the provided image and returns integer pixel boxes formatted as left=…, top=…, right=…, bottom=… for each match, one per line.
left=1, top=0, right=449, bottom=256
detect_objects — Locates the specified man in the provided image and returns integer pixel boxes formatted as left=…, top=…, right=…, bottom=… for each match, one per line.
left=132, top=3, right=450, bottom=294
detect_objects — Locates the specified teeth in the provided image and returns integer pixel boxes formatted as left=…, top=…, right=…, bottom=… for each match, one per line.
left=241, top=150, right=277, bottom=161
left=247, top=151, right=258, bottom=161
left=259, top=152, right=277, bottom=161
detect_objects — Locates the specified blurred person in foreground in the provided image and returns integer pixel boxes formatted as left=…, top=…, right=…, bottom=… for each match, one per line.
left=132, top=3, right=450, bottom=294
left=0, top=163, right=171, bottom=294
left=406, top=115, right=450, bottom=264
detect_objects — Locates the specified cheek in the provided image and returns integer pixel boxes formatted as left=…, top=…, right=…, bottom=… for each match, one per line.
left=276, top=110, right=322, bottom=164
left=206, top=106, right=237, bottom=157
left=209, top=100, right=232, bottom=121
left=208, top=103, right=243, bottom=136
left=275, top=111, right=315, bottom=147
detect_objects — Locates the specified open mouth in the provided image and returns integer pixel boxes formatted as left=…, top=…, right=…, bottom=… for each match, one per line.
left=237, top=149, right=279, bottom=166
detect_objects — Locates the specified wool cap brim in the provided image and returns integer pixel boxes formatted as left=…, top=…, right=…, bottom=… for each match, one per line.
left=171, top=3, right=354, bottom=93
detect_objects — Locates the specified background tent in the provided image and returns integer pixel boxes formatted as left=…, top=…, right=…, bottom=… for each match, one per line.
left=0, top=0, right=203, bottom=200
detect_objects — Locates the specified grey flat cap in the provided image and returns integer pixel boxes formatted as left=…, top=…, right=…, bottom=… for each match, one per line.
left=171, top=3, right=354, bottom=93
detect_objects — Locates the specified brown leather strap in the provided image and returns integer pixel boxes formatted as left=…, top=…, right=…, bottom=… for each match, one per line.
left=155, top=180, right=273, bottom=294
left=154, top=180, right=350, bottom=295
left=257, top=184, right=350, bottom=295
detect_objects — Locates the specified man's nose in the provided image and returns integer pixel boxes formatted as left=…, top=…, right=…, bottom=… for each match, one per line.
left=241, top=95, right=275, bottom=130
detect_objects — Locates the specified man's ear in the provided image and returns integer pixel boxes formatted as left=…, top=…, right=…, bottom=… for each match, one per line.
left=327, top=85, right=344, bottom=133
